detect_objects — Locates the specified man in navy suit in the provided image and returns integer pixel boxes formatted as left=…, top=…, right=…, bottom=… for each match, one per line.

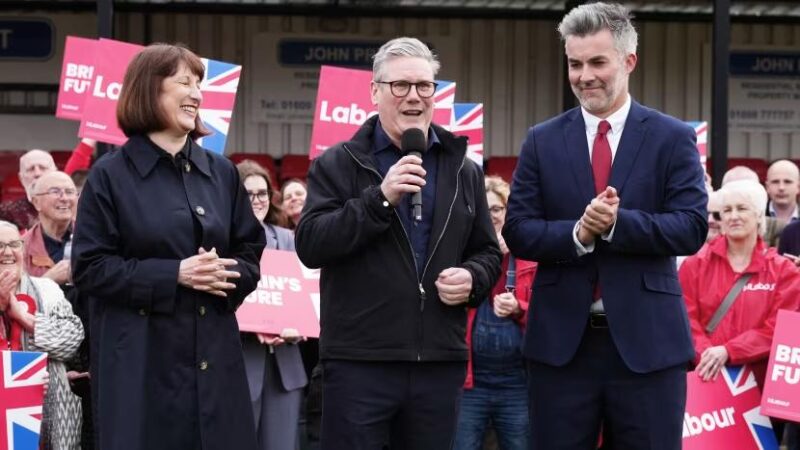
left=503, top=3, right=708, bottom=449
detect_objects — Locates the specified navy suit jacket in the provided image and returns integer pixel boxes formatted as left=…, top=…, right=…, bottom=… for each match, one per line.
left=503, top=101, right=708, bottom=374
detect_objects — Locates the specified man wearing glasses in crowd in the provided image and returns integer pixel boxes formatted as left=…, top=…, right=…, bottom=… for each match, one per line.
left=295, top=37, right=500, bottom=450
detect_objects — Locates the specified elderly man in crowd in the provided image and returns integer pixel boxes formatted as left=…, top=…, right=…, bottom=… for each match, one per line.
left=0, top=149, right=58, bottom=230
left=22, top=171, right=77, bottom=288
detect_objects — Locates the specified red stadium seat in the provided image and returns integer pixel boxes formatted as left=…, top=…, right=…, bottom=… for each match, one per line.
left=50, top=150, right=72, bottom=170
left=485, top=157, right=519, bottom=183
left=725, top=158, right=768, bottom=183
left=228, top=153, right=278, bottom=188
left=280, top=154, right=311, bottom=183
left=1, top=175, right=26, bottom=202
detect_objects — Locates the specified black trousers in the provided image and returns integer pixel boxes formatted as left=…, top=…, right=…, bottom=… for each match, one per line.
left=320, top=360, right=466, bottom=450
left=528, top=324, right=687, bottom=450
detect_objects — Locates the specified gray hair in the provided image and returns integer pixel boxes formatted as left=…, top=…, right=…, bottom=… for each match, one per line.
left=722, top=166, right=760, bottom=186
left=372, top=37, right=440, bottom=82
left=0, top=220, right=19, bottom=233
left=718, top=179, right=768, bottom=235
left=558, top=2, right=638, bottom=56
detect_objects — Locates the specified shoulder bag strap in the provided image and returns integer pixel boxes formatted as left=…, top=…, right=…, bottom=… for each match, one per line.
left=705, top=273, right=753, bottom=334
left=505, top=255, right=517, bottom=292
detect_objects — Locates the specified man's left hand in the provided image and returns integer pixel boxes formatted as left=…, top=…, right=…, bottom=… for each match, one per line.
left=581, top=187, right=619, bottom=235
left=435, top=268, right=473, bottom=305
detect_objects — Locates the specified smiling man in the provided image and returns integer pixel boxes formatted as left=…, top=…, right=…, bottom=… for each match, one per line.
left=22, top=171, right=77, bottom=287
left=295, top=37, right=501, bottom=450
left=503, top=3, right=707, bottom=449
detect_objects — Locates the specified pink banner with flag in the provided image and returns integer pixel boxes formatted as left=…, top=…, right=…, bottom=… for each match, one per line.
left=686, top=121, right=708, bottom=166
left=444, top=103, right=484, bottom=167
left=236, top=249, right=321, bottom=338
left=58, top=36, right=240, bottom=154
left=55, top=36, right=97, bottom=121
left=308, top=65, right=456, bottom=159
left=683, top=366, right=778, bottom=450
left=1, top=351, right=47, bottom=450
left=761, top=309, right=800, bottom=422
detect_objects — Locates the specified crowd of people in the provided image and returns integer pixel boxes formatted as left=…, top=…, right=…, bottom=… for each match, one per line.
left=1, top=2, right=800, bottom=450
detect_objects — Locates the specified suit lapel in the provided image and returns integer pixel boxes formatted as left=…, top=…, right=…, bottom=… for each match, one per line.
left=609, top=101, right=648, bottom=194
left=563, top=110, right=595, bottom=201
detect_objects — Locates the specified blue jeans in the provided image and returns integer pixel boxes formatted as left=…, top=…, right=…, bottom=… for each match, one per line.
left=453, top=371, right=529, bottom=450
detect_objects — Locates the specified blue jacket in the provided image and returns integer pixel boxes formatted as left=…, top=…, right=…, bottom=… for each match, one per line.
left=503, top=101, right=708, bottom=374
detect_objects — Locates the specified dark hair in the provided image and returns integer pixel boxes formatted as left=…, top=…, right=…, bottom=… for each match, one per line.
left=236, top=159, right=290, bottom=228
left=116, top=43, right=211, bottom=140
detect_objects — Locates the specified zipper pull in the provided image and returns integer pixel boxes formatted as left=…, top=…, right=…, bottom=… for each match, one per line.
left=419, top=283, right=426, bottom=312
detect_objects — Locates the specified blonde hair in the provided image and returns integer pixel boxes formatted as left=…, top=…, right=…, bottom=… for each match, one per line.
left=485, top=176, right=510, bottom=205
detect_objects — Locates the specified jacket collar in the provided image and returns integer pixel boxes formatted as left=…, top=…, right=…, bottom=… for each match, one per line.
left=563, top=99, right=649, bottom=201
left=708, top=234, right=769, bottom=273
left=124, top=135, right=211, bottom=178
left=345, top=115, right=467, bottom=171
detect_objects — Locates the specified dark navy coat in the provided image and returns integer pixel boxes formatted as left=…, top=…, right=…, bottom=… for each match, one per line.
left=72, top=135, right=265, bottom=450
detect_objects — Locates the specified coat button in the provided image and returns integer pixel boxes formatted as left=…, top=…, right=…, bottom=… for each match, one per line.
left=199, top=360, right=208, bottom=371
left=138, top=308, right=147, bottom=316
left=195, top=206, right=205, bottom=216
left=184, top=162, right=191, bottom=173
left=199, top=306, right=206, bottom=316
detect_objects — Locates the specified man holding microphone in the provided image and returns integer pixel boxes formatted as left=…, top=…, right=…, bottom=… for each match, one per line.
left=295, top=37, right=500, bottom=450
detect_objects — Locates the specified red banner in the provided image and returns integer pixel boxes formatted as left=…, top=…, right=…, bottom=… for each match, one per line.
left=761, top=309, right=800, bottom=422
left=683, top=367, right=778, bottom=450
left=55, top=36, right=97, bottom=120
left=77, top=38, right=143, bottom=145
left=308, top=65, right=456, bottom=159
left=236, top=249, right=320, bottom=338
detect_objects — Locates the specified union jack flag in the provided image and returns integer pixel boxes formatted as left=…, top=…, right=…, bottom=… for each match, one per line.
left=196, top=59, right=242, bottom=155
left=1, top=351, right=47, bottom=450
left=432, top=80, right=456, bottom=126
left=686, top=121, right=708, bottom=166
left=722, top=366, right=778, bottom=450
left=448, top=103, right=484, bottom=167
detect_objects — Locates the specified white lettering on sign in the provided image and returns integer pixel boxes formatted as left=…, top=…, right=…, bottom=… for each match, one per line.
left=318, top=100, right=377, bottom=125
left=682, top=408, right=736, bottom=438
left=750, top=57, right=795, bottom=73
left=91, top=75, right=122, bottom=100
left=0, top=29, right=12, bottom=50
left=770, top=345, right=800, bottom=384
left=766, top=397, right=791, bottom=407
left=742, top=282, right=775, bottom=292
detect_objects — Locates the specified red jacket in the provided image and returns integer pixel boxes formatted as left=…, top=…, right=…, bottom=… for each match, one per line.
left=464, top=254, right=537, bottom=389
left=679, top=236, right=800, bottom=385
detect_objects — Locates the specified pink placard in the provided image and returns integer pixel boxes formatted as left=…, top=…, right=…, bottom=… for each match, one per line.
left=55, top=36, right=97, bottom=120
left=78, top=38, right=144, bottom=145
left=761, top=309, right=800, bottom=422
left=236, top=249, right=320, bottom=338
left=683, top=366, right=778, bottom=450
left=308, top=65, right=456, bottom=159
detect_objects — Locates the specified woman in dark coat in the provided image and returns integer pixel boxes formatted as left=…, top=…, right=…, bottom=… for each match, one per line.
left=71, top=43, right=265, bottom=450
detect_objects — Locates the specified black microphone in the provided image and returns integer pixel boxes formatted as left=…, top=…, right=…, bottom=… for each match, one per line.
left=401, top=128, right=427, bottom=222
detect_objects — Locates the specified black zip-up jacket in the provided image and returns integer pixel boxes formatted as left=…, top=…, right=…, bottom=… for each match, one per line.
left=296, top=116, right=502, bottom=362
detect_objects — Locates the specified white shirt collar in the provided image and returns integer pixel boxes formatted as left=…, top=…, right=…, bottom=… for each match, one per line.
left=581, top=94, right=632, bottom=136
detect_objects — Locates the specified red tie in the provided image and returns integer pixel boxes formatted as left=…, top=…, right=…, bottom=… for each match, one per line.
left=592, top=120, right=612, bottom=195
left=591, top=120, right=612, bottom=304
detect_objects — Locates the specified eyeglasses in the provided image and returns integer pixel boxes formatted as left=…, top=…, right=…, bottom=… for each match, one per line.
left=0, top=240, right=23, bottom=251
left=375, top=80, right=439, bottom=99
left=247, top=190, right=271, bottom=203
left=35, top=187, right=78, bottom=198
left=489, top=206, right=507, bottom=215
left=710, top=211, right=721, bottom=221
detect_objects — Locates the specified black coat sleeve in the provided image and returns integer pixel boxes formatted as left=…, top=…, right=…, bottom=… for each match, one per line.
left=459, top=160, right=502, bottom=307
left=72, top=166, right=181, bottom=314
